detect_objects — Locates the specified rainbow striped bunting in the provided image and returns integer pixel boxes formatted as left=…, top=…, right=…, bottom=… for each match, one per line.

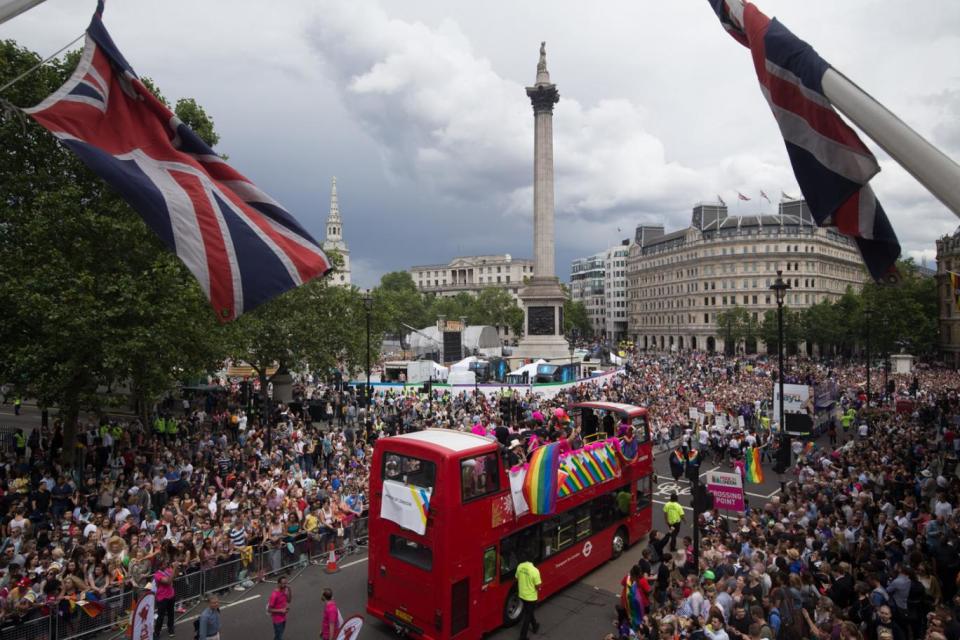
left=523, top=443, right=561, bottom=515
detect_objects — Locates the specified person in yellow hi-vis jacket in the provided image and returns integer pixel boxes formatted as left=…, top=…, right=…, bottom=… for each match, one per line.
left=516, top=555, right=542, bottom=640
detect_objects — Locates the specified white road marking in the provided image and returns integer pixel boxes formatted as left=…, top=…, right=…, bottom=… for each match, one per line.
left=340, top=557, right=369, bottom=570
left=179, top=594, right=261, bottom=623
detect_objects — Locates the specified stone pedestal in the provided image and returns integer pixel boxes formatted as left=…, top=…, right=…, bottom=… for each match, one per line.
left=891, top=353, right=914, bottom=375
left=515, top=276, right=570, bottom=360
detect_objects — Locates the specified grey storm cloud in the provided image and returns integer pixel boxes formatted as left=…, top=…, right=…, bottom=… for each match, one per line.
left=4, top=0, right=960, bottom=285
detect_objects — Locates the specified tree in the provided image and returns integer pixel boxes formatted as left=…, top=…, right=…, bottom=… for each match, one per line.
left=563, top=298, right=591, bottom=337
left=373, top=271, right=431, bottom=344
left=473, top=287, right=524, bottom=337
left=760, top=308, right=803, bottom=356
left=716, top=306, right=750, bottom=355
left=223, top=279, right=373, bottom=427
left=0, top=41, right=225, bottom=464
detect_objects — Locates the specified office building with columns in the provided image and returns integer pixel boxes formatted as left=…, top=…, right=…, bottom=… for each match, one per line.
left=627, top=199, right=867, bottom=353
left=409, top=254, right=534, bottom=300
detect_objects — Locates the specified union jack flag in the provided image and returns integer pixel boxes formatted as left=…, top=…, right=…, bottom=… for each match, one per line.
left=737, top=191, right=751, bottom=201
left=708, top=0, right=901, bottom=282
left=25, top=2, right=331, bottom=321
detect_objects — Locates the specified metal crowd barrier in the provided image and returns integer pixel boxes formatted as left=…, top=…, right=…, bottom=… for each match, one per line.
left=2, top=517, right=369, bottom=640
left=0, top=615, right=52, bottom=640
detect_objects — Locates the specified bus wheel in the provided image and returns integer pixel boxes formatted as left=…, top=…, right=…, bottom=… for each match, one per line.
left=612, top=527, right=628, bottom=558
left=503, top=587, right=523, bottom=627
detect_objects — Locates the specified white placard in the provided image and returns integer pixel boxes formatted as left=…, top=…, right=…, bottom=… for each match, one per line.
left=509, top=467, right=529, bottom=517
left=336, top=615, right=364, bottom=640
left=131, top=592, right=155, bottom=640
left=705, top=401, right=715, bottom=414
left=380, top=479, right=432, bottom=535
left=689, top=408, right=699, bottom=420
left=738, top=415, right=746, bottom=428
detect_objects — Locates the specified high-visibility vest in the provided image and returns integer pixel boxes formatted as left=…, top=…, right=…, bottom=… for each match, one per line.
left=153, top=418, right=164, bottom=433
left=13, top=433, right=25, bottom=449
left=167, top=418, right=178, bottom=434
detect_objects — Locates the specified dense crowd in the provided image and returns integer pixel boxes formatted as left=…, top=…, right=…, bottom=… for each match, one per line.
left=0, top=351, right=955, bottom=640
left=611, top=366, right=960, bottom=640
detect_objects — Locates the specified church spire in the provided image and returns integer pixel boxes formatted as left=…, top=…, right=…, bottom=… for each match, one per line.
left=328, top=176, right=341, bottom=224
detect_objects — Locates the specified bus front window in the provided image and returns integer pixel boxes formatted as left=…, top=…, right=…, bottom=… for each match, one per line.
left=632, top=417, right=650, bottom=443
left=383, top=453, right=436, bottom=491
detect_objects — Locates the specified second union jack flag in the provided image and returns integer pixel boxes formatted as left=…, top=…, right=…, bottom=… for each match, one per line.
left=708, top=0, right=901, bottom=282
left=25, top=3, right=331, bottom=321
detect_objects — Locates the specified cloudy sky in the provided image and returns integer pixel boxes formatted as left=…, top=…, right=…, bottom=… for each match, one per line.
left=5, top=0, right=959, bottom=287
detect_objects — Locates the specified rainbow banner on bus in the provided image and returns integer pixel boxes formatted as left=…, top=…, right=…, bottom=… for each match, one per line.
left=523, top=443, right=561, bottom=515
left=558, top=440, right=622, bottom=498
left=744, top=446, right=763, bottom=484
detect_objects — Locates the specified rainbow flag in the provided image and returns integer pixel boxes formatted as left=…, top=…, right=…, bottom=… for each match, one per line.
left=802, top=442, right=815, bottom=457
left=744, top=447, right=764, bottom=484
left=523, top=443, right=560, bottom=515
left=77, top=599, right=105, bottom=618
left=620, top=576, right=644, bottom=629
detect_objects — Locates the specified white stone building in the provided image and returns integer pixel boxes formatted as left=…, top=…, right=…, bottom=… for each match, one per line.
left=322, top=177, right=351, bottom=287
left=409, top=254, right=534, bottom=300
left=627, top=199, right=867, bottom=354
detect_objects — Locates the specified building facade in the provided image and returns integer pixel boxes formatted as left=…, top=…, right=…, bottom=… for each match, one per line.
left=936, top=229, right=960, bottom=367
left=570, top=252, right=606, bottom=336
left=604, top=243, right=630, bottom=342
left=322, top=177, right=351, bottom=287
left=627, top=200, right=867, bottom=353
left=410, top=254, right=534, bottom=300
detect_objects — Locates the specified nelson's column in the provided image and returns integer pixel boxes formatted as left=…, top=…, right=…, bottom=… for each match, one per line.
left=516, top=42, right=570, bottom=361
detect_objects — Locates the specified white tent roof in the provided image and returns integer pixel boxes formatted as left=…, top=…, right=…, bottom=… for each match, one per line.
left=450, top=356, right=478, bottom=372
left=406, top=325, right=503, bottom=357
left=509, top=359, right=547, bottom=377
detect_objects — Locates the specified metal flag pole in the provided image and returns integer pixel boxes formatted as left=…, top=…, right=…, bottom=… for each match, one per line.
left=0, top=0, right=47, bottom=26
left=725, top=0, right=960, bottom=220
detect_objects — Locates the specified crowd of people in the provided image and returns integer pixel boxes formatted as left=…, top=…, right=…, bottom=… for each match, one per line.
left=0, top=351, right=955, bottom=640
left=612, top=364, right=960, bottom=640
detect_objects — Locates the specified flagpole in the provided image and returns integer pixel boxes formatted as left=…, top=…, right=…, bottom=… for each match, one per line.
left=725, top=0, right=960, bottom=220
left=820, top=68, right=960, bottom=219
left=0, top=0, right=47, bottom=26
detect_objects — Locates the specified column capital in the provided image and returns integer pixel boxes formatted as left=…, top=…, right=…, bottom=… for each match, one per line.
left=526, top=84, right=559, bottom=114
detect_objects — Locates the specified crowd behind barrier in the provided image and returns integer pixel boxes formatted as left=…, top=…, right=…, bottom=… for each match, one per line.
left=0, top=350, right=954, bottom=640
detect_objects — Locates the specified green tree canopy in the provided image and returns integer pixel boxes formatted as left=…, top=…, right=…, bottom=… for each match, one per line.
left=0, top=41, right=225, bottom=462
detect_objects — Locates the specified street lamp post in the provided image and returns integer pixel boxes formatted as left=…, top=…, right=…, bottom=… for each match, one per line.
left=770, top=270, right=791, bottom=494
left=363, top=294, right=373, bottom=416
left=864, top=306, right=872, bottom=405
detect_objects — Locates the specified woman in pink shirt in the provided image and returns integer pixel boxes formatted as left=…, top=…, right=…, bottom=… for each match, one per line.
left=320, top=588, right=341, bottom=640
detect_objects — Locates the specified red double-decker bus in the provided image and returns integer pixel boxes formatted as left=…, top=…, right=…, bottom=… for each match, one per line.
left=366, top=402, right=654, bottom=639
